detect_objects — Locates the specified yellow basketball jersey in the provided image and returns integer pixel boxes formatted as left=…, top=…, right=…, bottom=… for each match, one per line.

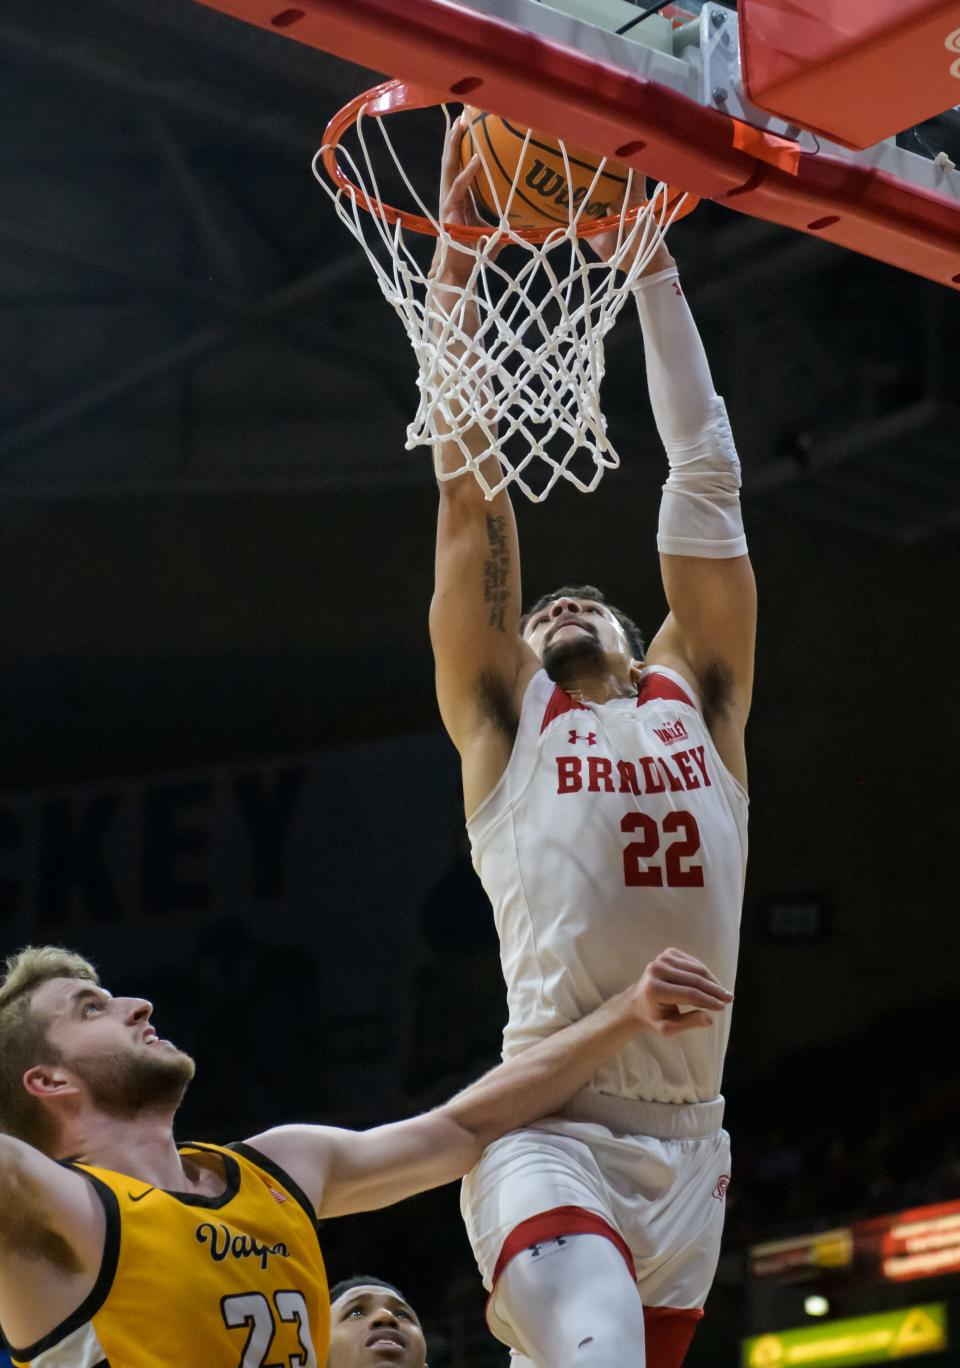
left=9, top=1141, right=329, bottom=1368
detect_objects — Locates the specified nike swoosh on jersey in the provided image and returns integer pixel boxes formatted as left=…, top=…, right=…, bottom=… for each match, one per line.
left=128, top=1187, right=156, bottom=1202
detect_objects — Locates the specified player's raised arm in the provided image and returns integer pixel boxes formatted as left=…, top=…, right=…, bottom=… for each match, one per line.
left=640, top=242, right=760, bottom=744
left=0, top=1135, right=106, bottom=1344
left=244, top=948, right=733, bottom=1219
left=428, top=117, right=538, bottom=812
left=639, top=246, right=756, bottom=785
left=592, top=226, right=757, bottom=788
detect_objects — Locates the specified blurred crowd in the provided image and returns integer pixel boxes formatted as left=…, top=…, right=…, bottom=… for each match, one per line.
left=723, top=991, right=960, bottom=1244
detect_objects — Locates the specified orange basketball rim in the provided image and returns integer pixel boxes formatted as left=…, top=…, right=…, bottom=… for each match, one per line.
left=321, top=78, right=699, bottom=243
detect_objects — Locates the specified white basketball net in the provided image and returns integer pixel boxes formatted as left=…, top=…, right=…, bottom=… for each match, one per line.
left=314, top=98, right=690, bottom=501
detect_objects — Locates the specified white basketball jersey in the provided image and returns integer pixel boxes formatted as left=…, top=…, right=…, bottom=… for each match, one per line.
left=468, top=666, right=747, bottom=1105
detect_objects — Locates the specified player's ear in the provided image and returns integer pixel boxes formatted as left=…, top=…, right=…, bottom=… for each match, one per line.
left=23, top=1064, right=77, bottom=1099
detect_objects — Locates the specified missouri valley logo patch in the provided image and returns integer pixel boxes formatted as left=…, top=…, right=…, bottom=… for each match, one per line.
left=653, top=718, right=688, bottom=746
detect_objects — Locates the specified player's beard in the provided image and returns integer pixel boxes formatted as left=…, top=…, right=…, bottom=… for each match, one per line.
left=70, top=1043, right=196, bottom=1118
left=541, top=625, right=605, bottom=690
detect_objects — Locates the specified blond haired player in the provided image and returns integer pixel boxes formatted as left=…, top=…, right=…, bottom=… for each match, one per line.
left=430, top=119, right=755, bottom=1367
left=0, top=942, right=729, bottom=1366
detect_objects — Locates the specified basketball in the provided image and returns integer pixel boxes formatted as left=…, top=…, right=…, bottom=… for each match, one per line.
left=459, top=108, right=629, bottom=231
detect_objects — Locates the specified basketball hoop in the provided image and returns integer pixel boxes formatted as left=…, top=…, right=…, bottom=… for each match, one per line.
left=314, top=79, right=698, bottom=501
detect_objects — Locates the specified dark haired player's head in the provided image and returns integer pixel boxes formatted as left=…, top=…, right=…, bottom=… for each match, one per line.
left=327, top=1276, right=427, bottom=1367
left=520, top=585, right=645, bottom=691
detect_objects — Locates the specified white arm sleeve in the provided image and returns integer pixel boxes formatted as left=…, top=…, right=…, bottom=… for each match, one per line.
left=633, top=266, right=748, bottom=560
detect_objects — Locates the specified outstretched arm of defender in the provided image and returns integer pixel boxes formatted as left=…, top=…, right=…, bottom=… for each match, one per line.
left=0, top=1136, right=106, bottom=1341
left=246, top=948, right=733, bottom=1219
left=428, top=117, right=537, bottom=811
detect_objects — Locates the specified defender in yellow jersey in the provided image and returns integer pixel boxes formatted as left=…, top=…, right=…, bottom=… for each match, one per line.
left=29, top=1141, right=329, bottom=1367
left=0, top=943, right=733, bottom=1367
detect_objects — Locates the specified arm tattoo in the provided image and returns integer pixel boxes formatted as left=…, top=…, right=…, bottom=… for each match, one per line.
left=482, top=515, right=511, bottom=631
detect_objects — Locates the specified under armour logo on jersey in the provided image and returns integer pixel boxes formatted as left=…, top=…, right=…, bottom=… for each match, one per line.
left=568, top=730, right=597, bottom=745
left=529, top=1236, right=567, bottom=1258
left=672, top=281, right=684, bottom=297
left=712, top=1174, right=731, bottom=1201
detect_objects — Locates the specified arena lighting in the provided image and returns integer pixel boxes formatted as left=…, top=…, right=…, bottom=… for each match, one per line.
left=805, top=1295, right=830, bottom=1317
left=749, top=1198, right=960, bottom=1285
left=750, top=1228, right=854, bottom=1279
left=743, top=1303, right=947, bottom=1368
left=882, top=1204, right=960, bottom=1281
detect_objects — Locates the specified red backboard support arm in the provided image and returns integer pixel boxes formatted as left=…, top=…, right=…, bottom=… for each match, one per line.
left=193, top=0, right=960, bottom=290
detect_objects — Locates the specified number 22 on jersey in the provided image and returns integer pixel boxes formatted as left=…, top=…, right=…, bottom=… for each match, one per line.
left=621, top=810, right=704, bottom=887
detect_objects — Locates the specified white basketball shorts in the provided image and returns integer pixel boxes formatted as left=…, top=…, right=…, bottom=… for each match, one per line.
left=460, top=1089, right=731, bottom=1348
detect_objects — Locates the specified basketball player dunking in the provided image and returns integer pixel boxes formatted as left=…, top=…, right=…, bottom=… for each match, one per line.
left=0, top=943, right=724, bottom=1366
left=430, top=121, right=756, bottom=1367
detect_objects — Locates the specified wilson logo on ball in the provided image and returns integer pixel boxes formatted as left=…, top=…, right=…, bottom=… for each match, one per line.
left=461, top=108, right=629, bottom=230
left=522, top=160, right=616, bottom=220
